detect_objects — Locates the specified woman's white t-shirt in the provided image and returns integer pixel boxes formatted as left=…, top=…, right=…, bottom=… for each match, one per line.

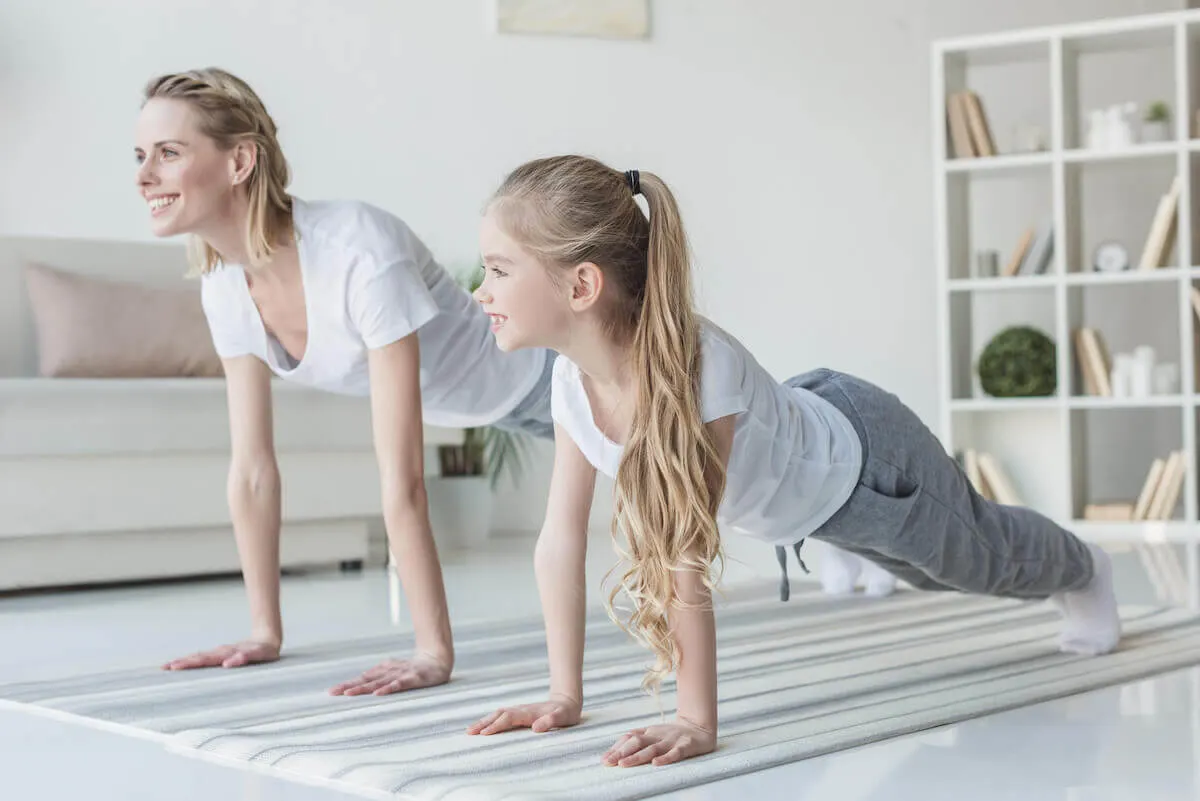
left=550, top=320, right=863, bottom=546
left=200, top=197, right=547, bottom=428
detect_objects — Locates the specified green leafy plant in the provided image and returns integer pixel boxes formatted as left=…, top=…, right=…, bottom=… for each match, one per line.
left=976, top=325, right=1057, bottom=398
left=1145, top=101, right=1171, bottom=123
left=436, top=264, right=535, bottom=489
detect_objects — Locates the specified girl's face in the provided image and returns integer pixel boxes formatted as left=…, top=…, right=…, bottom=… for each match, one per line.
left=134, top=98, right=239, bottom=238
left=475, top=208, right=575, bottom=353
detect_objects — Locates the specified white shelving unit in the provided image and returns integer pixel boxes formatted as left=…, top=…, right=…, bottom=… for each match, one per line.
left=932, top=10, right=1200, bottom=607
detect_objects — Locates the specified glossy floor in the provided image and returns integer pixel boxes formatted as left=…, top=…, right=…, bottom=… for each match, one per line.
left=1, top=533, right=1196, bottom=801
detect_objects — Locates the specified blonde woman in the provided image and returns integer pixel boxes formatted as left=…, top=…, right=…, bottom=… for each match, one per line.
left=134, top=68, right=554, bottom=696
left=464, top=155, right=1119, bottom=766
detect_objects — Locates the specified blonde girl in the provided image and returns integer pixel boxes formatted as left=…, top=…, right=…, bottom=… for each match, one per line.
left=464, top=155, right=1119, bottom=767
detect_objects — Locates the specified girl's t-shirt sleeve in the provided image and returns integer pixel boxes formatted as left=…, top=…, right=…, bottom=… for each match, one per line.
left=698, top=332, right=751, bottom=423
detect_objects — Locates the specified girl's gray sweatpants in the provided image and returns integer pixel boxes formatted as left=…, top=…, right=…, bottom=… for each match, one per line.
left=781, top=369, right=1095, bottom=600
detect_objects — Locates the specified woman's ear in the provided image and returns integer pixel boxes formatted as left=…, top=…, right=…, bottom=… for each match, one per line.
left=568, top=262, right=605, bottom=312
left=230, top=139, right=259, bottom=185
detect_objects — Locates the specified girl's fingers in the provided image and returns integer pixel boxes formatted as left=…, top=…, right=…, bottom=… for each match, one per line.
left=619, top=741, right=667, bottom=768
left=604, top=733, right=646, bottom=765
left=480, top=710, right=514, bottom=735
left=651, top=745, right=686, bottom=766
left=466, top=710, right=503, bottom=734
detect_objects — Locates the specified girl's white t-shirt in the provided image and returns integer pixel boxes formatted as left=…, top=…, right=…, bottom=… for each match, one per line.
left=550, top=320, right=863, bottom=546
left=200, top=197, right=547, bottom=428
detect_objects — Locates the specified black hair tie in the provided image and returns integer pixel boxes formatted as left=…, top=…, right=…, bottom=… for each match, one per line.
left=624, top=169, right=641, bottom=196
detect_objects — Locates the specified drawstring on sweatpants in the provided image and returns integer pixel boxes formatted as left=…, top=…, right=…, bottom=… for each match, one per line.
left=775, top=539, right=809, bottom=601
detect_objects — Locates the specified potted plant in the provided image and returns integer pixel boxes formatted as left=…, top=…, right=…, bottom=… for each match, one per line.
left=1142, top=101, right=1171, bottom=143
left=425, top=264, right=535, bottom=549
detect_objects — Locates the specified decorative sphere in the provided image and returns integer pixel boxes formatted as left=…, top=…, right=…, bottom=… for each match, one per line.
left=977, top=325, right=1057, bottom=397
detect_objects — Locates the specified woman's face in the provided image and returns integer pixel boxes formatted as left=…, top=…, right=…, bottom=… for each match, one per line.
left=134, top=97, right=240, bottom=238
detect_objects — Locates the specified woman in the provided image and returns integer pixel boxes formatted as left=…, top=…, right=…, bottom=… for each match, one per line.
left=134, top=68, right=554, bottom=696
left=464, top=154, right=1119, bottom=766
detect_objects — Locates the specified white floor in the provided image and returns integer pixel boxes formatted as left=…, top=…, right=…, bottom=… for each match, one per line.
left=1, top=531, right=1198, bottom=801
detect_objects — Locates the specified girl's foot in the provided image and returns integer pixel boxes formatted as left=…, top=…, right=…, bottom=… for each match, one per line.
left=1052, top=543, right=1121, bottom=656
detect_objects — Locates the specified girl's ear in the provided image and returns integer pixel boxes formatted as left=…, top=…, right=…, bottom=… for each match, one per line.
left=568, top=262, right=604, bottom=312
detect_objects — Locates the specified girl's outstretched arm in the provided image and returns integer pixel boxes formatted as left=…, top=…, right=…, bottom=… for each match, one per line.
left=468, top=422, right=596, bottom=735
left=602, top=413, right=736, bottom=768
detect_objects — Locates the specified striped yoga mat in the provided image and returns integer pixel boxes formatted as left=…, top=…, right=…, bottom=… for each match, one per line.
left=3, top=586, right=1200, bottom=801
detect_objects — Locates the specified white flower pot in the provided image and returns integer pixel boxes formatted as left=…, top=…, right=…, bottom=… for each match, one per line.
left=425, top=475, right=494, bottom=551
left=1141, top=120, right=1170, bottom=143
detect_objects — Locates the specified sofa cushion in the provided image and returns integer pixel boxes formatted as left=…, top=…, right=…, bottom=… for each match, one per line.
left=23, top=261, right=223, bottom=378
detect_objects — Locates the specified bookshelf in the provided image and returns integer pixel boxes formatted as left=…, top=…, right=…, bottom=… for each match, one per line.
left=932, top=10, right=1200, bottom=608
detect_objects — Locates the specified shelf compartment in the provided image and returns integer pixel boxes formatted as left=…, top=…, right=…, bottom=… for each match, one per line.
left=952, top=407, right=1068, bottom=520
left=1068, top=406, right=1185, bottom=522
left=1066, top=280, right=1182, bottom=399
left=945, top=167, right=1055, bottom=281
left=940, top=41, right=1052, bottom=164
left=949, top=287, right=1059, bottom=400
left=1062, top=157, right=1179, bottom=275
left=1060, top=24, right=1178, bottom=152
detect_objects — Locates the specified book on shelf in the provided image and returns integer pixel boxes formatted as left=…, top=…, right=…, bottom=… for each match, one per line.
left=961, top=448, right=1023, bottom=506
left=1082, top=451, right=1185, bottom=523
left=1002, top=227, right=1034, bottom=277
left=1129, top=450, right=1187, bottom=521
left=1072, top=327, right=1112, bottom=397
left=1083, top=502, right=1134, bottom=521
left=999, top=224, right=1053, bottom=278
left=945, top=90, right=996, bottom=158
left=1137, top=175, right=1180, bottom=271
left=946, top=92, right=976, bottom=158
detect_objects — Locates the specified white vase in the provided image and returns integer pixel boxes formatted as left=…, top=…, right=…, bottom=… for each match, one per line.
left=425, top=475, right=494, bottom=551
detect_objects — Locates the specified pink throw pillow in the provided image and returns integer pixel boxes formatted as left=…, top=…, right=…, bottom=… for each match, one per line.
left=23, top=262, right=224, bottom=378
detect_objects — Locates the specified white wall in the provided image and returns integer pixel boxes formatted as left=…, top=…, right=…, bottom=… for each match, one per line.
left=0, top=0, right=1183, bottom=546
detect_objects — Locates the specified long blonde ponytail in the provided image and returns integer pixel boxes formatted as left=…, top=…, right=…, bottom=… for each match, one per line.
left=611, top=172, right=725, bottom=691
left=489, top=157, right=725, bottom=692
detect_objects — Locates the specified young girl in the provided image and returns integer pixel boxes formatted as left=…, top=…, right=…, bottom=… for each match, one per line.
left=134, top=68, right=554, bottom=696
left=464, top=155, right=1120, bottom=767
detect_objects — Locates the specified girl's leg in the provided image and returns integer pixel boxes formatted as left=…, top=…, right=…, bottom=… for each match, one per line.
left=806, top=539, right=898, bottom=597
left=791, top=370, right=1120, bottom=655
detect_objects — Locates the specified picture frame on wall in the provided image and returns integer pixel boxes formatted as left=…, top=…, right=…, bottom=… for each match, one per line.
left=491, top=0, right=650, bottom=40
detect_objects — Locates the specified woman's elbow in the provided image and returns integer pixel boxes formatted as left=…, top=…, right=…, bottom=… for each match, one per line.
left=381, top=471, right=429, bottom=520
left=228, top=458, right=279, bottom=499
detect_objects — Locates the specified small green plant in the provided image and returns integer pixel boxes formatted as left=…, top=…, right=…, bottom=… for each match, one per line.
left=976, top=325, right=1057, bottom=398
left=1145, top=101, right=1171, bottom=123
left=436, top=264, right=535, bottom=489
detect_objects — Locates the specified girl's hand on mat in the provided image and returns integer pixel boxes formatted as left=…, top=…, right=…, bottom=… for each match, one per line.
left=327, top=653, right=451, bottom=696
left=465, top=695, right=582, bottom=735
left=602, top=719, right=716, bottom=767
left=161, top=639, right=280, bottom=670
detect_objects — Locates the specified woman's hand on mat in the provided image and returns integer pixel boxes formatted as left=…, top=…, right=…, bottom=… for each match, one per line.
left=327, top=653, right=452, bottom=696
left=602, top=719, right=716, bottom=767
left=465, top=694, right=582, bottom=735
left=162, top=639, right=280, bottom=670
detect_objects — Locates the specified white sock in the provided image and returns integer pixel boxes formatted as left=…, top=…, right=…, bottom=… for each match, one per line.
left=859, top=557, right=897, bottom=597
left=1052, top=543, right=1121, bottom=656
left=818, top=544, right=860, bottom=595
